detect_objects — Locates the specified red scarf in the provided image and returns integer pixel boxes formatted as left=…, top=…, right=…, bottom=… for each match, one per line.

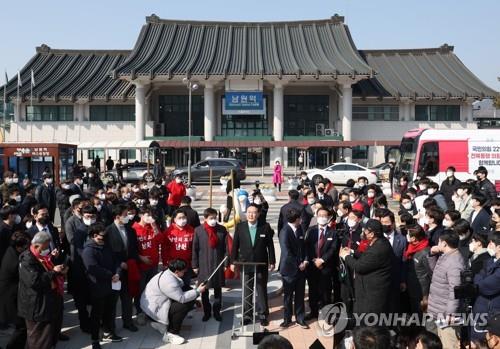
left=30, top=245, right=65, bottom=297
left=404, top=238, right=429, bottom=260
left=204, top=222, right=218, bottom=249
left=357, top=239, right=370, bottom=253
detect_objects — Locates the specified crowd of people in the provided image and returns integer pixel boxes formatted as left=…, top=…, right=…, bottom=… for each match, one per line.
left=0, top=160, right=500, bottom=349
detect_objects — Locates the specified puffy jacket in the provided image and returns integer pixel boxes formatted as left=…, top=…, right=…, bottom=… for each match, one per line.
left=82, top=240, right=119, bottom=298
left=140, top=269, right=198, bottom=325
left=473, top=259, right=500, bottom=317
left=427, top=249, right=465, bottom=318
left=17, top=250, right=61, bottom=322
left=406, top=247, right=432, bottom=304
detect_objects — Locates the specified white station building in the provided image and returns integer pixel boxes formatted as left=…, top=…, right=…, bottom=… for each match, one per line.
left=1, top=14, right=497, bottom=169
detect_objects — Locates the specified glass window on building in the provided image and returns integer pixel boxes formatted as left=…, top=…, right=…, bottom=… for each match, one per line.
left=89, top=105, right=135, bottom=121
left=284, top=95, right=329, bottom=136
left=158, top=95, right=204, bottom=136
left=353, top=105, right=399, bottom=121
left=26, top=105, right=74, bottom=121
left=415, top=105, right=460, bottom=121
left=88, top=149, right=105, bottom=160
left=221, top=114, right=268, bottom=136
left=352, top=146, right=369, bottom=160
left=119, top=149, right=136, bottom=161
left=0, top=102, right=14, bottom=123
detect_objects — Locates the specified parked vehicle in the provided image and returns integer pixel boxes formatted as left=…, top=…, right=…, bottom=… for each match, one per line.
left=171, top=158, right=246, bottom=183
left=103, top=162, right=154, bottom=182
left=306, top=163, right=378, bottom=185
left=394, top=128, right=500, bottom=193
left=370, top=162, right=392, bottom=182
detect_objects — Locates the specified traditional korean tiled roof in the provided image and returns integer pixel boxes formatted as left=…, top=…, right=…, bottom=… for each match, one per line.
left=354, top=45, right=497, bottom=100
left=2, top=45, right=134, bottom=102
left=112, top=14, right=374, bottom=80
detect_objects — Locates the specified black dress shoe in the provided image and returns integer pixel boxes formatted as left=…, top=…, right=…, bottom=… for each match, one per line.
left=304, top=313, right=318, bottom=321
left=297, top=320, right=310, bottom=329
left=279, top=320, right=292, bottom=328
left=123, top=323, right=138, bottom=332
left=202, top=314, right=211, bottom=322
left=214, top=312, right=222, bottom=322
left=58, top=333, right=70, bottom=341
left=260, top=317, right=269, bottom=326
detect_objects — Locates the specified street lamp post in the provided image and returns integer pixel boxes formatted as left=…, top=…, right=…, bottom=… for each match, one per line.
left=182, top=78, right=198, bottom=187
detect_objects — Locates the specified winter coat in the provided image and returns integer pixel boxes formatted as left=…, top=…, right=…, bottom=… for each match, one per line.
left=140, top=269, right=198, bottom=325
left=440, top=177, right=461, bottom=207
left=178, top=206, right=201, bottom=228
left=35, top=184, right=56, bottom=213
left=427, top=249, right=465, bottom=318
left=476, top=178, right=497, bottom=202
left=82, top=240, right=119, bottom=298
left=0, top=246, right=22, bottom=323
left=473, top=259, right=500, bottom=330
left=166, top=181, right=186, bottom=207
left=344, top=237, right=394, bottom=315
left=272, top=164, right=283, bottom=184
left=17, top=249, right=62, bottom=322
left=406, top=247, right=432, bottom=305
left=192, top=224, right=228, bottom=288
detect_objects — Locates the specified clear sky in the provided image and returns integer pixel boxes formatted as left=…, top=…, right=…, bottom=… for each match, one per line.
left=1, top=0, right=499, bottom=91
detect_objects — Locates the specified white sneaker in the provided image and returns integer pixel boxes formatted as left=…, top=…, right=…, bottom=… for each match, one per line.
left=150, top=321, right=165, bottom=334
left=162, top=332, right=185, bottom=344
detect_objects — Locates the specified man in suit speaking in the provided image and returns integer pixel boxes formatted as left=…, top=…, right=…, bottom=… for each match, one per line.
left=231, top=204, right=276, bottom=326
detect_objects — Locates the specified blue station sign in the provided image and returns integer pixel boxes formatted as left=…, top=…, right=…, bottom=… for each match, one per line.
left=223, top=91, right=264, bottom=115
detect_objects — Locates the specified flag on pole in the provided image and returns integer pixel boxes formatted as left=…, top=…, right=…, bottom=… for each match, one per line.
left=31, top=70, right=35, bottom=87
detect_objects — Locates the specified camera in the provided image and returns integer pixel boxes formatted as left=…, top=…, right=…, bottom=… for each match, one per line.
left=454, top=268, right=477, bottom=301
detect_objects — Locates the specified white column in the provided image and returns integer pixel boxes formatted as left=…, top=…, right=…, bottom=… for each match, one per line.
left=463, top=101, right=473, bottom=123
left=135, top=83, right=147, bottom=142
left=204, top=83, right=215, bottom=141
left=271, top=84, right=284, bottom=165
left=75, top=103, right=85, bottom=122
left=342, top=83, right=352, bottom=162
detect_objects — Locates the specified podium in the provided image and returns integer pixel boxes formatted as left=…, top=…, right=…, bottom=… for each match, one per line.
left=231, top=261, right=267, bottom=339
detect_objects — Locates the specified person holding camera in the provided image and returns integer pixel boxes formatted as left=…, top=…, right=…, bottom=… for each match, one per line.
left=141, top=258, right=206, bottom=344
left=472, top=232, right=500, bottom=341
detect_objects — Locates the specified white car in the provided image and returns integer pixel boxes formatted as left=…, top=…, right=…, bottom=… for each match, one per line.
left=306, top=163, right=378, bottom=185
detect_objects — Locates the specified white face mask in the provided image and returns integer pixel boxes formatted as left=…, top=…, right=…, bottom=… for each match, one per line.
left=89, top=173, right=94, bottom=178
left=98, top=193, right=106, bottom=200
left=132, top=188, right=140, bottom=193
left=347, top=219, right=357, bottom=228
left=317, top=217, right=329, bottom=226
left=14, top=195, right=21, bottom=203
left=423, top=217, right=430, bottom=225
left=446, top=171, right=454, bottom=177
left=442, top=219, right=452, bottom=228
left=175, top=218, right=187, bottom=227
left=149, top=199, right=158, bottom=206
left=406, top=234, right=412, bottom=243
left=336, top=209, right=344, bottom=218
left=427, top=189, right=436, bottom=195
left=25, top=221, right=33, bottom=229
left=83, top=217, right=96, bottom=226
left=5, top=178, right=13, bottom=185
left=349, top=196, right=356, bottom=203
left=459, top=234, right=468, bottom=241
left=254, top=198, right=262, bottom=205
left=367, top=191, right=375, bottom=198
left=175, top=178, right=182, bottom=184
left=40, top=248, right=51, bottom=257
left=62, top=184, right=70, bottom=190
left=127, top=214, right=135, bottom=221
left=419, top=185, right=427, bottom=191
left=488, top=247, right=496, bottom=257
left=120, top=216, right=130, bottom=225
left=307, top=198, right=315, bottom=205
left=403, top=202, right=412, bottom=210
left=12, top=178, right=19, bottom=184
left=301, top=176, right=307, bottom=180
left=45, top=178, right=53, bottom=185
left=95, top=205, right=102, bottom=212
left=207, top=218, right=217, bottom=227
left=14, top=215, right=21, bottom=225
left=144, top=215, right=155, bottom=224
left=358, top=182, right=365, bottom=188
left=469, top=242, right=477, bottom=253
left=456, top=189, right=464, bottom=197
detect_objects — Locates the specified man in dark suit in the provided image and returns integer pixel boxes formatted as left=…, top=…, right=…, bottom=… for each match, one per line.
left=316, top=182, right=334, bottom=209
left=304, top=207, right=339, bottom=320
left=27, top=204, right=63, bottom=260
left=380, top=209, right=407, bottom=313
left=178, top=196, right=201, bottom=228
left=106, top=204, right=140, bottom=333
left=340, top=219, right=394, bottom=318
left=277, top=190, right=304, bottom=235
left=35, top=173, right=57, bottom=222
left=278, top=208, right=308, bottom=329
left=230, top=204, right=276, bottom=326
left=471, top=194, right=492, bottom=234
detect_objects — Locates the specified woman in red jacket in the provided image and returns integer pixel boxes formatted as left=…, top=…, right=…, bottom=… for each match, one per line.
left=131, top=207, right=166, bottom=324
left=162, top=210, right=194, bottom=286
left=166, top=174, right=186, bottom=215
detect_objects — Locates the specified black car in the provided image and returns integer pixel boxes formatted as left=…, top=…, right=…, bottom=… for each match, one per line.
left=171, top=158, right=246, bottom=183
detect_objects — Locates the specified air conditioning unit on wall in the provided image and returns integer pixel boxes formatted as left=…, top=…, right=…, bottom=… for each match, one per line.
left=324, top=128, right=339, bottom=137
left=316, top=123, right=325, bottom=136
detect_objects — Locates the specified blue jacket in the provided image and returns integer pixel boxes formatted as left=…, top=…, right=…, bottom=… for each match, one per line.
left=473, top=258, right=500, bottom=315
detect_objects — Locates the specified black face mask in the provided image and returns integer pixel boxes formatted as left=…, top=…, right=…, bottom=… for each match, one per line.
left=38, top=216, right=50, bottom=226
left=382, top=225, right=392, bottom=234
left=318, top=187, right=325, bottom=193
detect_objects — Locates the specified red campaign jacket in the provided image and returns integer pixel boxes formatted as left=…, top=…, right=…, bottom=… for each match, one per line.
left=162, top=224, right=194, bottom=267
left=166, top=181, right=186, bottom=207
left=132, top=221, right=165, bottom=271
